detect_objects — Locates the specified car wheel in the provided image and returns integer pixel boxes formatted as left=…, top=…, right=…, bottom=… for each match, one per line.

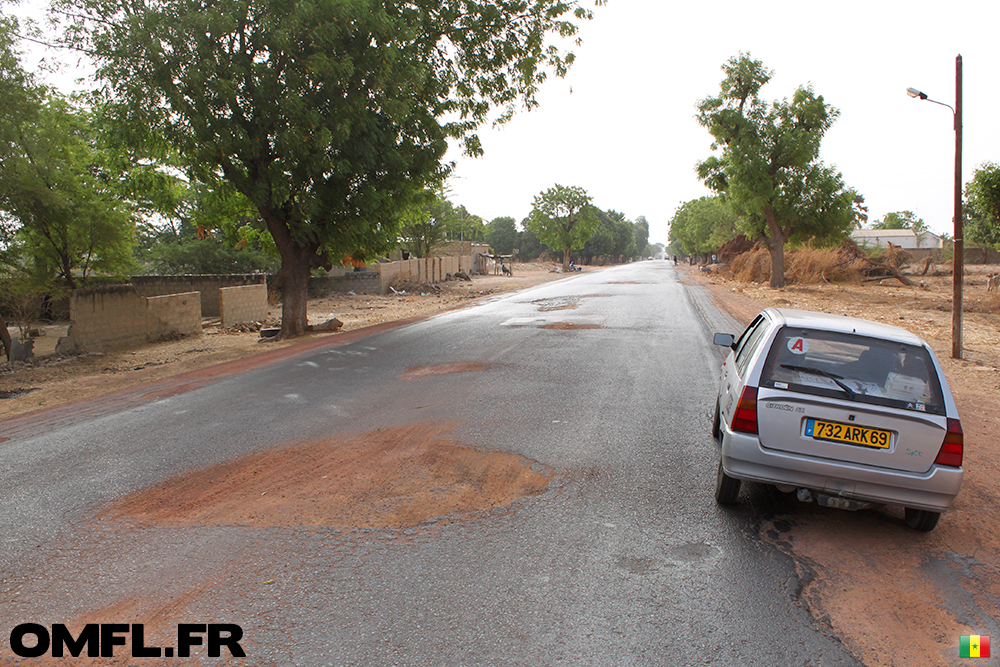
left=711, top=400, right=721, bottom=441
left=715, top=459, right=741, bottom=505
left=904, top=508, right=941, bottom=532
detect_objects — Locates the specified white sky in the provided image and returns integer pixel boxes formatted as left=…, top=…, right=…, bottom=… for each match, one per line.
left=11, top=0, right=999, bottom=245
left=444, top=0, right=1000, bottom=245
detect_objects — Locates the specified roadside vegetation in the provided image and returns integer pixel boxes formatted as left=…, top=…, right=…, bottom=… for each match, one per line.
left=668, top=54, right=1000, bottom=291
left=1, top=1, right=665, bottom=362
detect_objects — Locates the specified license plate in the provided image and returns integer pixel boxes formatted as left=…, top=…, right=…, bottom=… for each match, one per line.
left=805, top=419, right=891, bottom=449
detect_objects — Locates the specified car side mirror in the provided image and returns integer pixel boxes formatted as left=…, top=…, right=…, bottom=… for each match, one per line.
left=714, top=333, right=735, bottom=349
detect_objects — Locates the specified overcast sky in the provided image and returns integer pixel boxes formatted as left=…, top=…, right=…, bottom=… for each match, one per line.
left=12, top=0, right=999, bottom=245
left=444, top=0, right=1000, bottom=245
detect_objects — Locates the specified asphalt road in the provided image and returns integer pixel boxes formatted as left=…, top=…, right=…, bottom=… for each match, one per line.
left=0, top=262, right=863, bottom=666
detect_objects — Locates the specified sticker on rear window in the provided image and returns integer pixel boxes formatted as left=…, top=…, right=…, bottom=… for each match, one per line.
left=787, top=337, right=809, bottom=354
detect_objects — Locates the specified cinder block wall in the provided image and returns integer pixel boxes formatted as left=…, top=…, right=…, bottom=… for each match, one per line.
left=147, top=292, right=202, bottom=340
left=220, top=284, right=268, bottom=327
left=57, top=285, right=202, bottom=353
left=132, top=275, right=264, bottom=317
left=60, top=286, right=149, bottom=353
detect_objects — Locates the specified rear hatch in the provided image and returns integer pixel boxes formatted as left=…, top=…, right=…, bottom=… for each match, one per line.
left=754, top=325, right=950, bottom=474
left=756, top=389, right=947, bottom=474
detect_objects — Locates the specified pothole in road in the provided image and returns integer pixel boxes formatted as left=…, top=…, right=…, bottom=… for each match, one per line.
left=101, top=423, right=553, bottom=529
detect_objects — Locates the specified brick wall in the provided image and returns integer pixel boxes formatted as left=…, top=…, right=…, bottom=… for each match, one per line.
left=131, top=275, right=264, bottom=317
left=56, top=285, right=202, bottom=354
left=220, top=284, right=268, bottom=327
left=147, top=292, right=202, bottom=340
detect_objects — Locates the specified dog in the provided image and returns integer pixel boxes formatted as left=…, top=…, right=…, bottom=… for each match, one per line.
left=987, top=273, right=999, bottom=292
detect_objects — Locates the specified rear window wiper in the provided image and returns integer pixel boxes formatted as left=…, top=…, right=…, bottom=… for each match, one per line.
left=780, top=364, right=857, bottom=400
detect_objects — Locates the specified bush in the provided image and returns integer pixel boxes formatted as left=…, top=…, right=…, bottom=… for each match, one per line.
left=728, top=245, right=867, bottom=285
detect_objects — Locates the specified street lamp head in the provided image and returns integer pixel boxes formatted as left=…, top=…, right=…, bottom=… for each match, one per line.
left=907, top=87, right=928, bottom=100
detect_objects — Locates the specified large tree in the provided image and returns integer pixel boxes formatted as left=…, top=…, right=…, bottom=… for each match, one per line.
left=696, top=53, right=862, bottom=287
left=525, top=184, right=598, bottom=270
left=399, top=190, right=455, bottom=260
left=632, top=215, right=649, bottom=260
left=1, top=95, right=136, bottom=289
left=486, top=216, right=517, bottom=256
left=57, top=0, right=603, bottom=337
left=668, top=196, right=737, bottom=261
left=0, top=12, right=135, bottom=293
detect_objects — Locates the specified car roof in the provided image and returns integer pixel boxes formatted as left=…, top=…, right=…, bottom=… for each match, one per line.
left=763, top=308, right=927, bottom=347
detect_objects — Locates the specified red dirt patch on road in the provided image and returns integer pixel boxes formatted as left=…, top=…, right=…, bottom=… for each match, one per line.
left=399, top=362, right=490, bottom=380
left=540, top=322, right=603, bottom=330
left=101, top=423, right=552, bottom=529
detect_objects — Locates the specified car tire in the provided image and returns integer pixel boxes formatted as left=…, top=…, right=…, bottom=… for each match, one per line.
left=715, top=459, right=741, bottom=505
left=904, top=508, right=941, bottom=532
left=711, top=400, right=721, bottom=441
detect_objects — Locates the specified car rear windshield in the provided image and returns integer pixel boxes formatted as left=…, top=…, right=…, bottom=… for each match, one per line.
left=760, top=327, right=945, bottom=415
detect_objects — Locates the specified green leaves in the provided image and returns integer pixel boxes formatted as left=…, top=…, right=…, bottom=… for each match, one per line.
left=965, top=162, right=1000, bottom=251
left=525, top=183, right=597, bottom=267
left=53, top=0, right=603, bottom=333
left=668, top=196, right=737, bottom=257
left=0, top=84, right=136, bottom=289
left=695, top=53, right=859, bottom=286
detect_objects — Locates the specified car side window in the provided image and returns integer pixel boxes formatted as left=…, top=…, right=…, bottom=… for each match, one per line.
left=734, top=316, right=769, bottom=377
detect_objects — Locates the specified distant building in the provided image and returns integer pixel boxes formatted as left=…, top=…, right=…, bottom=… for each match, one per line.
left=851, top=228, right=944, bottom=249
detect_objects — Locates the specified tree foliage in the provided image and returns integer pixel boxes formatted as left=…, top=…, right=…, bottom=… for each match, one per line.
left=633, top=215, right=650, bottom=259
left=445, top=205, right=485, bottom=244
left=486, top=216, right=517, bottom=255
left=872, top=210, right=928, bottom=236
left=696, top=53, right=862, bottom=287
left=525, top=184, right=598, bottom=270
left=966, top=162, right=1000, bottom=252
left=57, top=0, right=604, bottom=336
left=0, top=91, right=135, bottom=289
left=668, top=196, right=737, bottom=259
left=399, top=191, right=455, bottom=259
left=580, top=209, right=635, bottom=263
left=515, top=222, right=545, bottom=261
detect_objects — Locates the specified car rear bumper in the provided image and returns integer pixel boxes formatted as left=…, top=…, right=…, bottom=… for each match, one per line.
left=720, top=428, right=963, bottom=512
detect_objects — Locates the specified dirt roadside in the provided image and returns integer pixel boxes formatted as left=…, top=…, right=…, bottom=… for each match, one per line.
left=684, top=264, right=1000, bottom=667
left=0, top=262, right=571, bottom=422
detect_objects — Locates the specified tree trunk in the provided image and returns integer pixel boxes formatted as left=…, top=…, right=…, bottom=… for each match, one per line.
left=563, top=246, right=571, bottom=272
left=0, top=320, right=11, bottom=363
left=264, top=211, right=320, bottom=339
left=275, top=258, right=312, bottom=338
left=764, top=206, right=787, bottom=288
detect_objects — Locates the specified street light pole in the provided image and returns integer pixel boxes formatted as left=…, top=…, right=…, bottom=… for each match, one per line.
left=906, top=54, right=964, bottom=359
left=953, top=55, right=963, bottom=360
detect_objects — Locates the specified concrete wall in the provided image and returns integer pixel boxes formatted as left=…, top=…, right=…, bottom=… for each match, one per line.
left=57, top=285, right=202, bottom=354
left=146, top=292, right=202, bottom=340
left=131, top=275, right=265, bottom=317
left=220, top=284, right=268, bottom=327
left=374, top=256, right=470, bottom=293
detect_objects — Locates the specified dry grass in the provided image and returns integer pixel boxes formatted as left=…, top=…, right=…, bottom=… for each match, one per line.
left=729, top=245, right=884, bottom=285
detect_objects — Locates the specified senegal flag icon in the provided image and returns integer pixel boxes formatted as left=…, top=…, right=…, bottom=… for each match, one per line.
left=960, top=635, right=991, bottom=658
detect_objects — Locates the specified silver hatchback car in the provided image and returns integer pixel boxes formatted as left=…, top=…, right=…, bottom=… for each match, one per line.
left=712, top=308, right=963, bottom=531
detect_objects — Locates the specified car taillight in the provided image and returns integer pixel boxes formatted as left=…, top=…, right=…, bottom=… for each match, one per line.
left=934, top=418, right=963, bottom=467
left=730, top=386, right=758, bottom=435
